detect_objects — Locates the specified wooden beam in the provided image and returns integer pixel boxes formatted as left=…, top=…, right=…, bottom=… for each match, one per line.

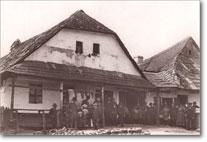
left=60, top=81, right=64, bottom=109
left=101, top=86, right=105, bottom=127
left=9, top=84, right=63, bottom=92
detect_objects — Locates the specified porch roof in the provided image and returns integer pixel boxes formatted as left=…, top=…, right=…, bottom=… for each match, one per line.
left=5, top=61, right=155, bottom=89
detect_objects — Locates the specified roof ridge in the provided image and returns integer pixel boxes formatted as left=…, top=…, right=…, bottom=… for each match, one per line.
left=0, top=10, right=148, bottom=80
left=146, top=36, right=191, bottom=62
left=141, top=36, right=194, bottom=72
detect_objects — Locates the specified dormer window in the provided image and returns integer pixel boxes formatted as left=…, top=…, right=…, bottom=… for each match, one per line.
left=75, top=41, right=83, bottom=54
left=93, top=43, right=100, bottom=56
left=189, top=50, right=192, bottom=56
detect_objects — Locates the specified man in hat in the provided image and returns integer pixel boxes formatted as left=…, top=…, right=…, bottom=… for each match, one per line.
left=117, top=102, right=126, bottom=127
left=69, top=97, right=78, bottom=128
left=48, top=103, right=57, bottom=129
left=191, top=102, right=199, bottom=130
left=92, top=102, right=102, bottom=129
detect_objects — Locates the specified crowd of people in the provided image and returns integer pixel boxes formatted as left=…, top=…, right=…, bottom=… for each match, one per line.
left=48, top=96, right=199, bottom=131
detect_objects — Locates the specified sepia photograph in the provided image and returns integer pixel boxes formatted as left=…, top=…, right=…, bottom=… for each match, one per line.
left=0, top=1, right=200, bottom=136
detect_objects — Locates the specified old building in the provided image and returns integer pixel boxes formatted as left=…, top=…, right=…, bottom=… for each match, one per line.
left=140, top=37, right=200, bottom=107
left=0, top=10, right=154, bottom=128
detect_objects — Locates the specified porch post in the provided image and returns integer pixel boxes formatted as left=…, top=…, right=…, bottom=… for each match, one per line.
left=42, top=110, right=46, bottom=131
left=57, top=81, right=64, bottom=128
left=156, top=88, right=160, bottom=125
left=60, top=81, right=64, bottom=109
left=15, top=110, right=19, bottom=133
left=101, top=86, right=105, bottom=127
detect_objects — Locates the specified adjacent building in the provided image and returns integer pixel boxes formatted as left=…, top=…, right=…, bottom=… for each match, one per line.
left=140, top=37, right=200, bottom=107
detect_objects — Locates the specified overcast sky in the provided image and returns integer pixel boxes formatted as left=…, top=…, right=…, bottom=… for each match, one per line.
left=0, top=1, right=200, bottom=60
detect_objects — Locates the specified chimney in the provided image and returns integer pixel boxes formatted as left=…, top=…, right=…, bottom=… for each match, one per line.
left=10, top=39, right=21, bottom=52
left=137, top=56, right=144, bottom=65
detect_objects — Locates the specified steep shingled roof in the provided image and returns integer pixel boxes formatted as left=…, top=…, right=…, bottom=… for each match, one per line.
left=140, top=37, right=196, bottom=72
left=0, top=10, right=147, bottom=79
left=141, top=37, right=200, bottom=90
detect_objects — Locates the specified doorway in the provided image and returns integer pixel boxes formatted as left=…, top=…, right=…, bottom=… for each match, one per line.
left=63, top=84, right=74, bottom=106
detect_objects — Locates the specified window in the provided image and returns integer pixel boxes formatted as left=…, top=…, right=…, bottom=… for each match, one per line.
left=75, top=41, right=83, bottom=54
left=189, top=50, right=192, bottom=56
left=29, top=84, right=42, bottom=104
left=93, top=43, right=100, bottom=55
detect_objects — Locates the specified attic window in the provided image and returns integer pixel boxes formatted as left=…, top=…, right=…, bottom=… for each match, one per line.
left=93, top=43, right=100, bottom=55
left=75, top=41, right=83, bottom=54
left=189, top=50, right=192, bottom=56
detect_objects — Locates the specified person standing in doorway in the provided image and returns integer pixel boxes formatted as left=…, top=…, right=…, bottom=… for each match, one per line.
left=176, top=104, right=185, bottom=127
left=69, top=97, right=78, bottom=129
left=161, top=103, right=170, bottom=125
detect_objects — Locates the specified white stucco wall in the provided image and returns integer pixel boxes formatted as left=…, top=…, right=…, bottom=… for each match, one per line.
left=0, top=79, right=12, bottom=108
left=14, top=78, right=61, bottom=110
left=0, top=77, right=61, bottom=111
left=26, top=29, right=140, bottom=76
left=13, top=88, right=60, bottom=110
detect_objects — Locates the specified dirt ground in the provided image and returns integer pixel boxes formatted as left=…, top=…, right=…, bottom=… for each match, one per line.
left=1, top=124, right=200, bottom=135
left=139, top=125, right=200, bottom=135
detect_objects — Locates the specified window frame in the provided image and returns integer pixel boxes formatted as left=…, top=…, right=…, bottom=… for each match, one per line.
left=93, top=43, right=100, bottom=56
left=29, top=83, right=43, bottom=104
left=75, top=41, right=83, bottom=54
left=189, top=50, right=192, bottom=56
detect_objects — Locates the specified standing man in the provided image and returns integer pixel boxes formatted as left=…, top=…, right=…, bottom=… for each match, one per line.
left=48, top=103, right=58, bottom=129
left=117, top=103, right=125, bottom=127
left=111, top=98, right=118, bottom=125
left=92, top=102, right=102, bottom=129
left=69, top=97, right=78, bottom=129
left=192, top=102, right=199, bottom=130
left=185, top=103, right=193, bottom=130
left=176, top=104, right=185, bottom=128
left=170, top=103, right=178, bottom=126
left=105, top=97, right=112, bottom=126
left=162, top=103, right=170, bottom=125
